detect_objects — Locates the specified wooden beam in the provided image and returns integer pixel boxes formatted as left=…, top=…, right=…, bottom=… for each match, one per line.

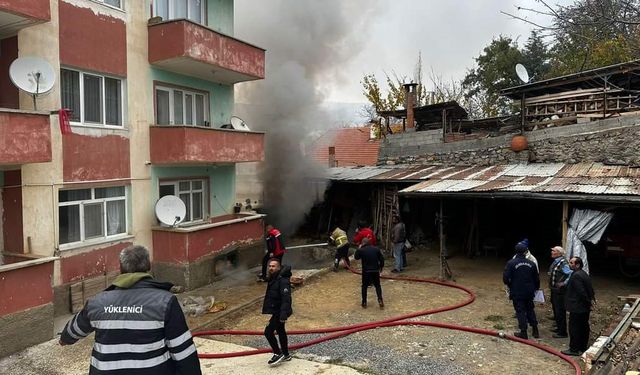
left=562, top=201, right=569, bottom=249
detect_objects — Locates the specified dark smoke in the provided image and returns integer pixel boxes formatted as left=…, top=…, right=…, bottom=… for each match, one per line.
left=234, top=1, right=383, bottom=235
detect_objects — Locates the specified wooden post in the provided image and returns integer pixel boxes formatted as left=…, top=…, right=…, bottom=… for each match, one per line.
left=521, top=93, right=526, bottom=134
left=562, top=201, right=569, bottom=248
left=439, top=199, right=445, bottom=280
left=442, top=108, right=447, bottom=143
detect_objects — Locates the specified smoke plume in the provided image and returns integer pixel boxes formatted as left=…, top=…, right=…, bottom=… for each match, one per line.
left=234, top=1, right=383, bottom=235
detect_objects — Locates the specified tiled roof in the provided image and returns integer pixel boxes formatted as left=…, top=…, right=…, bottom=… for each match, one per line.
left=310, top=126, right=380, bottom=167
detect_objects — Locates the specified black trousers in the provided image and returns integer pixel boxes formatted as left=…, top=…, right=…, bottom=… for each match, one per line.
left=362, top=271, right=383, bottom=304
left=569, top=311, right=590, bottom=352
left=334, top=244, right=350, bottom=268
left=550, top=289, right=567, bottom=335
left=264, top=314, right=289, bottom=356
left=261, top=253, right=283, bottom=278
left=512, top=298, right=538, bottom=331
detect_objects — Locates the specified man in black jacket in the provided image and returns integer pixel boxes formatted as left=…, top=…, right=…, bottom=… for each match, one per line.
left=354, top=237, right=385, bottom=308
left=562, top=256, right=596, bottom=356
left=59, top=245, right=201, bottom=375
left=262, top=258, right=293, bottom=366
left=503, top=242, right=540, bottom=340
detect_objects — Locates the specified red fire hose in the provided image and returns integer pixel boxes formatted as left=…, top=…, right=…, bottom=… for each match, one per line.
left=193, top=268, right=582, bottom=375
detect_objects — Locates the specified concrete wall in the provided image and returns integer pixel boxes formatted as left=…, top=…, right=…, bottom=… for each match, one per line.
left=19, top=0, right=61, bottom=258
left=0, top=303, right=53, bottom=358
left=380, top=115, right=640, bottom=166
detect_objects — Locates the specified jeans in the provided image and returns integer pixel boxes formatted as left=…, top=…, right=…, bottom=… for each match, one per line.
left=393, top=242, right=404, bottom=271
left=264, top=314, right=289, bottom=355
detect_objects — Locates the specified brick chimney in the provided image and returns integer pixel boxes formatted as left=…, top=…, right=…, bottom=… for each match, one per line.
left=328, top=146, right=336, bottom=167
left=403, top=83, right=418, bottom=129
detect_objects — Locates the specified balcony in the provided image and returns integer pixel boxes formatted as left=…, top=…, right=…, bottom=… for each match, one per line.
left=152, top=213, right=265, bottom=289
left=148, top=19, right=265, bottom=85
left=0, top=109, right=51, bottom=165
left=149, top=125, right=264, bottom=165
left=0, top=0, right=51, bottom=38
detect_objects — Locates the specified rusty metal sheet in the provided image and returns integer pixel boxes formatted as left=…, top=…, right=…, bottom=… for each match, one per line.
left=503, top=163, right=564, bottom=177
left=469, top=165, right=507, bottom=181
left=400, top=179, right=445, bottom=193
left=520, top=176, right=548, bottom=185
left=445, top=166, right=486, bottom=180
left=418, top=179, right=466, bottom=192
left=371, top=167, right=419, bottom=180
left=471, top=178, right=517, bottom=191
left=400, top=166, right=439, bottom=180
left=587, top=164, right=621, bottom=178
left=557, top=163, right=594, bottom=177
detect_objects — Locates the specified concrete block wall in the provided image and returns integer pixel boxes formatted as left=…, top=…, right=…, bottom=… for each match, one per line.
left=379, top=115, right=640, bottom=166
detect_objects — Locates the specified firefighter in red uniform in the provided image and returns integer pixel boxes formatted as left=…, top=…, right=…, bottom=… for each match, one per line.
left=259, top=224, right=287, bottom=282
left=353, top=221, right=376, bottom=247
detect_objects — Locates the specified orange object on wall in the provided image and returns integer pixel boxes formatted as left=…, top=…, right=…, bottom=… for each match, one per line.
left=511, top=135, right=529, bottom=152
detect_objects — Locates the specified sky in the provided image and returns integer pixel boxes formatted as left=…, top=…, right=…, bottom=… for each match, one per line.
left=235, top=0, right=565, bottom=106
left=231, top=0, right=566, bottom=231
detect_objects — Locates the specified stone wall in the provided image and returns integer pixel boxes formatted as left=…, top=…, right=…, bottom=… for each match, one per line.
left=379, top=115, right=640, bottom=166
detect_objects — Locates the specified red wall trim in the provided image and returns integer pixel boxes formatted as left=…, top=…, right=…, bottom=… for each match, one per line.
left=152, top=218, right=264, bottom=263
left=0, top=261, right=53, bottom=316
left=59, top=241, right=131, bottom=283
left=0, top=0, right=51, bottom=21
left=62, top=133, right=130, bottom=182
left=58, top=1, right=127, bottom=76
left=0, top=111, right=52, bottom=164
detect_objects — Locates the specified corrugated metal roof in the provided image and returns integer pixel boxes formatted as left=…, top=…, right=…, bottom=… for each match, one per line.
left=326, top=162, right=640, bottom=200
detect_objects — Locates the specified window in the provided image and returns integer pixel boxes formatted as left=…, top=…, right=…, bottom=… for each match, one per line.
left=155, top=86, right=209, bottom=126
left=160, top=179, right=206, bottom=223
left=59, top=186, right=128, bottom=246
left=61, top=68, right=124, bottom=127
left=92, top=0, right=124, bottom=10
left=153, top=0, right=205, bottom=24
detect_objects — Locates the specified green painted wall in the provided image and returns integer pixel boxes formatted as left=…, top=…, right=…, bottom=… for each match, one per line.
left=207, top=0, right=234, bottom=35
left=150, top=68, right=233, bottom=128
left=151, top=164, right=237, bottom=218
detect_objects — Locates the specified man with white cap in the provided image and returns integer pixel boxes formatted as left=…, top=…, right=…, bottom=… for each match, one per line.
left=549, top=246, right=572, bottom=338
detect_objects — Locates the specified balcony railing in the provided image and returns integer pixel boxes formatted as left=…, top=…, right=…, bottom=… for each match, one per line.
left=0, top=0, right=51, bottom=37
left=148, top=19, right=265, bottom=84
left=0, top=109, right=51, bottom=165
left=149, top=125, right=264, bottom=165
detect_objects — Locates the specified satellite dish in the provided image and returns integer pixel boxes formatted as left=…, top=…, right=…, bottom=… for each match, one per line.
left=155, top=195, right=186, bottom=227
left=230, top=116, right=251, bottom=131
left=515, top=63, right=530, bottom=84
left=9, top=57, right=56, bottom=111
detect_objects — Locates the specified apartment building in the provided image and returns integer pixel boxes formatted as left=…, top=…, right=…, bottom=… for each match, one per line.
left=0, top=0, right=265, bottom=356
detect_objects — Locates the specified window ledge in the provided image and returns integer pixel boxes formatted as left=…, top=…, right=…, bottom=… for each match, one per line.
left=58, top=234, right=134, bottom=255
left=153, top=213, right=265, bottom=233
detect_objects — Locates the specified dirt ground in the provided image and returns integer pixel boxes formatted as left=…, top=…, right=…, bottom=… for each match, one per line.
left=201, top=244, right=638, bottom=375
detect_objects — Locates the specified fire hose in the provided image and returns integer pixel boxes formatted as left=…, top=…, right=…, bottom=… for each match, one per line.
left=193, top=265, right=582, bottom=375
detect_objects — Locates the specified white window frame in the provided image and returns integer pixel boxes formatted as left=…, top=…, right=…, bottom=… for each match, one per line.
left=152, top=0, right=206, bottom=24
left=155, top=85, right=209, bottom=127
left=58, top=187, right=129, bottom=248
left=159, top=179, right=207, bottom=224
left=92, top=0, right=124, bottom=11
left=61, top=68, right=125, bottom=128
